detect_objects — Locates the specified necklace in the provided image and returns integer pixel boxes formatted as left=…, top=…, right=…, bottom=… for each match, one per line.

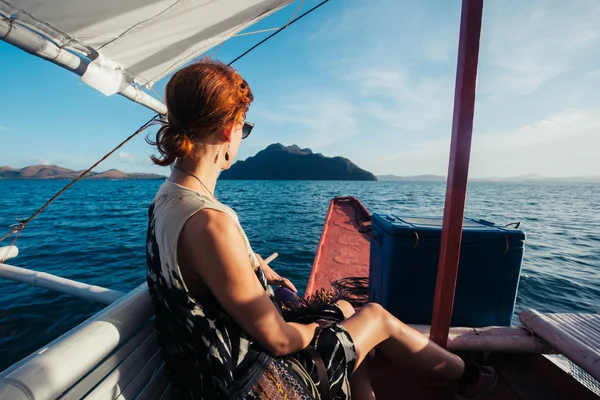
left=172, top=165, right=218, bottom=201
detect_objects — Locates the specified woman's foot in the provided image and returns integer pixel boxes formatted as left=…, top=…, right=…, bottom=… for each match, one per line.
left=455, top=365, right=498, bottom=399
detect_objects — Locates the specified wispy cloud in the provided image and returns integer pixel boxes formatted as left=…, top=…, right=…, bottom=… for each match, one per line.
left=254, top=90, right=359, bottom=150
left=308, top=1, right=370, bottom=40
left=371, top=109, right=600, bottom=177
left=479, top=0, right=600, bottom=97
left=119, top=152, right=151, bottom=166
left=586, top=69, right=600, bottom=79
left=339, top=67, right=454, bottom=132
left=24, top=158, right=51, bottom=166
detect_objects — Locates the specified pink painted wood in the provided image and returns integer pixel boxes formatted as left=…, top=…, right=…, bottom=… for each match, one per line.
left=430, top=0, right=484, bottom=346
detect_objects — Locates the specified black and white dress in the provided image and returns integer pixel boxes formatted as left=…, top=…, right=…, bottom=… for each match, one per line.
left=146, top=180, right=356, bottom=400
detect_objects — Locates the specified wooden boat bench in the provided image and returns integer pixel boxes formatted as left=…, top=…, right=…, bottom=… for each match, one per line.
left=521, top=309, right=600, bottom=382
left=0, top=284, right=173, bottom=400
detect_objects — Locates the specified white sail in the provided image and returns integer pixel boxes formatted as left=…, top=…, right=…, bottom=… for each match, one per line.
left=0, top=0, right=293, bottom=110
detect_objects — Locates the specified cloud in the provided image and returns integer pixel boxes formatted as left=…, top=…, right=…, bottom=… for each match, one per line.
left=372, top=109, right=600, bottom=177
left=308, top=2, right=370, bottom=40
left=253, top=90, right=359, bottom=150
left=305, top=2, right=459, bottom=136
left=119, top=152, right=151, bottom=166
left=479, top=0, right=600, bottom=97
left=586, top=69, right=600, bottom=79
left=24, top=158, right=51, bottom=166
left=339, top=67, right=454, bottom=132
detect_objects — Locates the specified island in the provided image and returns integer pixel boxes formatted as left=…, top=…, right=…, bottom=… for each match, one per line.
left=219, top=143, right=377, bottom=181
left=0, top=165, right=165, bottom=180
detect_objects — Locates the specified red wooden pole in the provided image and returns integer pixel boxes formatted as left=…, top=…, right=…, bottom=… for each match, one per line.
left=430, top=0, right=484, bottom=347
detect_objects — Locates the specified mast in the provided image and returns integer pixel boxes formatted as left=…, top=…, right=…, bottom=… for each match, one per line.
left=430, top=0, right=484, bottom=346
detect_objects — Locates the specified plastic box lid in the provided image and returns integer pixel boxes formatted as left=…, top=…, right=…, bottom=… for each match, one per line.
left=372, top=214, right=525, bottom=240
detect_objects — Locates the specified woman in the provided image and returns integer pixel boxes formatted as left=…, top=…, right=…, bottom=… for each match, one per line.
left=145, top=59, right=497, bottom=400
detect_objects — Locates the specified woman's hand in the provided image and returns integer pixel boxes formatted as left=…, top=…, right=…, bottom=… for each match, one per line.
left=255, top=253, right=297, bottom=292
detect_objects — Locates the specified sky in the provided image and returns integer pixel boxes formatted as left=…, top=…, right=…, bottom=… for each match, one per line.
left=1, top=0, right=599, bottom=178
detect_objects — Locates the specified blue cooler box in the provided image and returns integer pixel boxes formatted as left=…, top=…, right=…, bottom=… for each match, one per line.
left=369, top=214, right=525, bottom=327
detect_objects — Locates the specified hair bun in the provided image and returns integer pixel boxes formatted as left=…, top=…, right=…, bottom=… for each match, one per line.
left=147, top=124, right=194, bottom=166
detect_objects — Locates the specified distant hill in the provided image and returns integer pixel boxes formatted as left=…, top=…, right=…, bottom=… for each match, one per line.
left=220, top=143, right=377, bottom=181
left=378, top=174, right=600, bottom=183
left=0, top=165, right=165, bottom=180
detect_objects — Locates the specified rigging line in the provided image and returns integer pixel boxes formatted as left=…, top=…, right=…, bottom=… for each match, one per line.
left=0, top=115, right=160, bottom=243
left=285, top=0, right=305, bottom=28
left=98, top=0, right=184, bottom=50
left=228, top=0, right=330, bottom=66
left=149, top=86, right=164, bottom=102
left=0, top=226, right=18, bottom=243
left=1, top=228, right=22, bottom=263
left=233, top=28, right=279, bottom=37
left=232, top=0, right=304, bottom=37
left=209, top=41, right=226, bottom=59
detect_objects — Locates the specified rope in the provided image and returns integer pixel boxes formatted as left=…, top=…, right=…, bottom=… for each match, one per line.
left=0, top=115, right=160, bottom=246
left=209, top=41, right=226, bottom=59
left=228, top=0, right=330, bottom=66
left=233, top=28, right=279, bottom=37
left=0, top=226, right=18, bottom=243
left=1, top=227, right=22, bottom=263
left=332, top=277, right=369, bottom=307
left=232, top=0, right=305, bottom=37
left=149, top=85, right=164, bottom=103
left=0, top=15, right=15, bottom=40
left=284, top=0, right=305, bottom=28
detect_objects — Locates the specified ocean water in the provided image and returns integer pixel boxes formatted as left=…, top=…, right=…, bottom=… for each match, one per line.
left=0, top=179, right=599, bottom=372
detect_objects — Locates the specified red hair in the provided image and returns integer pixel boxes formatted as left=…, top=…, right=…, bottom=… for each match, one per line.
left=147, top=58, right=253, bottom=166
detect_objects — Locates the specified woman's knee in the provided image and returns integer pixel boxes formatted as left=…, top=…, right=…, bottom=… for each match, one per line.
left=361, top=302, right=386, bottom=316
left=361, top=303, right=396, bottom=330
left=335, top=299, right=355, bottom=319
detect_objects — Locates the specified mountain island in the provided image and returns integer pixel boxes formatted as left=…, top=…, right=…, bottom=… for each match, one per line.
left=0, top=165, right=164, bottom=180
left=219, top=143, right=377, bottom=181
left=2, top=144, right=377, bottom=181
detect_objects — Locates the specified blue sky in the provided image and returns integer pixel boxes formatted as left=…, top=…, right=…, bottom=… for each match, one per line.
left=1, top=0, right=599, bottom=178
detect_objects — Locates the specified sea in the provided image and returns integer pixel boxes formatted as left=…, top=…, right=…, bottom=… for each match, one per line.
left=0, top=179, right=599, bottom=372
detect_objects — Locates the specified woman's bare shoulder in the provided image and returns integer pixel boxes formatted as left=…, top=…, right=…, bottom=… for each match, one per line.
left=183, top=207, right=237, bottom=238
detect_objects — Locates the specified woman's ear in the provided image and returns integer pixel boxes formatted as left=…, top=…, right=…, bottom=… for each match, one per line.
left=221, top=125, right=233, bottom=142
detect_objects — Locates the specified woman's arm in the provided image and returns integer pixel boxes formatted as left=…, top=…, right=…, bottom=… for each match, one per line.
left=178, top=208, right=317, bottom=356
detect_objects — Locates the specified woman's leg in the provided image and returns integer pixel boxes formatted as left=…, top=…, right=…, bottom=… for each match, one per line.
left=350, top=361, right=376, bottom=400
left=334, top=300, right=375, bottom=400
left=334, top=299, right=356, bottom=319
left=340, top=303, right=464, bottom=379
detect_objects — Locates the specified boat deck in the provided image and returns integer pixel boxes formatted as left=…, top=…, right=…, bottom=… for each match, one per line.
left=305, top=197, right=597, bottom=399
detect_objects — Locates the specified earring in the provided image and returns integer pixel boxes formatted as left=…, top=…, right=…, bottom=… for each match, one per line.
left=225, top=143, right=230, bottom=161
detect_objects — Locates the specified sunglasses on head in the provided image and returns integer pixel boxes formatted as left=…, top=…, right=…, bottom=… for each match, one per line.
left=242, top=121, right=254, bottom=139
